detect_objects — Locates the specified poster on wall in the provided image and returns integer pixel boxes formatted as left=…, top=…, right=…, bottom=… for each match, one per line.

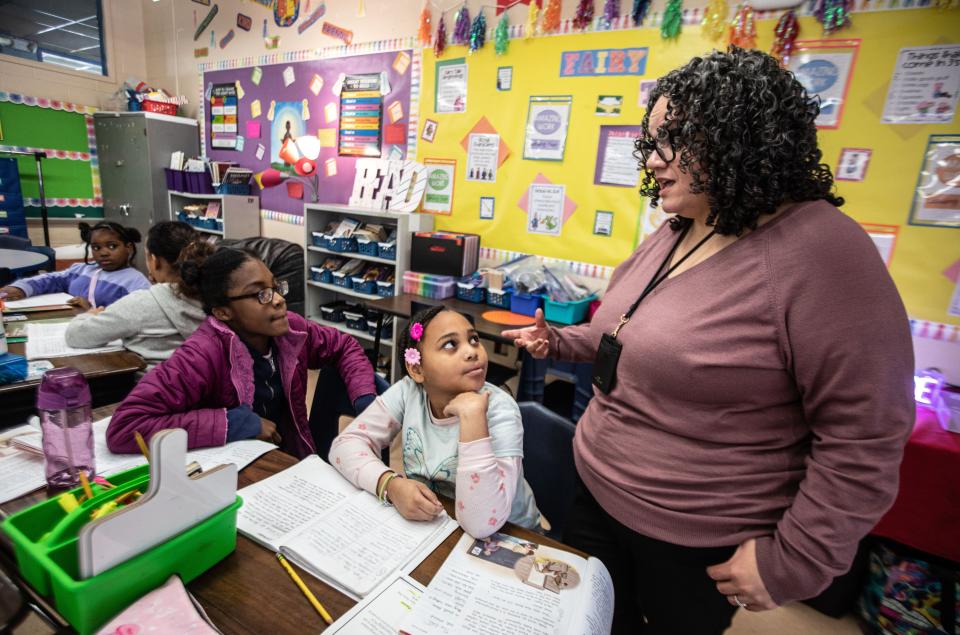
left=859, top=223, right=899, bottom=267
left=422, top=158, right=456, bottom=215
left=788, top=40, right=859, bottom=129
left=882, top=45, right=960, bottom=124
left=908, top=134, right=960, bottom=228
left=436, top=59, right=468, bottom=114
left=210, top=83, right=239, bottom=149
left=466, top=134, right=499, bottom=183
left=339, top=74, right=382, bottom=158
left=595, top=125, right=642, bottom=187
left=523, top=96, right=573, bottom=161
left=527, top=183, right=566, bottom=236
left=270, top=101, right=307, bottom=169
left=835, top=148, right=872, bottom=182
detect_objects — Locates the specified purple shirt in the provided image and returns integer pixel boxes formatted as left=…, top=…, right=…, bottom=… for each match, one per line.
left=12, top=262, right=149, bottom=307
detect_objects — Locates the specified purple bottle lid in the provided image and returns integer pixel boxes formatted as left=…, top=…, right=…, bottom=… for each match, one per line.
left=36, top=367, right=91, bottom=410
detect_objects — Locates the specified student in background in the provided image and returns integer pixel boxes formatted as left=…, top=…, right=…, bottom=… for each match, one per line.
left=106, top=247, right=377, bottom=458
left=330, top=306, right=541, bottom=539
left=0, top=221, right=149, bottom=309
left=65, top=221, right=210, bottom=370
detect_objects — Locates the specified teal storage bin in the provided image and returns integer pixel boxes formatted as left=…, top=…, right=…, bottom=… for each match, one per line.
left=543, top=294, right=597, bottom=325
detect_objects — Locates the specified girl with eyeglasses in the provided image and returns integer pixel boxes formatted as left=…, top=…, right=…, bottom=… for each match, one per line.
left=107, top=247, right=377, bottom=458
left=1, top=221, right=149, bottom=309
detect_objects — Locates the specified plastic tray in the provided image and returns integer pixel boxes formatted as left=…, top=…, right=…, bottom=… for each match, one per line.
left=319, top=303, right=345, bottom=323
left=487, top=288, right=511, bottom=309
left=343, top=311, right=367, bottom=331
left=356, top=238, right=379, bottom=258
left=351, top=278, right=378, bottom=295
left=456, top=283, right=486, bottom=304
left=310, top=232, right=329, bottom=248
left=376, top=280, right=394, bottom=298
left=332, top=272, right=353, bottom=288
left=402, top=271, right=455, bottom=300
left=377, top=241, right=397, bottom=260
left=511, top=293, right=544, bottom=317
left=543, top=294, right=597, bottom=325
left=328, top=236, right=358, bottom=253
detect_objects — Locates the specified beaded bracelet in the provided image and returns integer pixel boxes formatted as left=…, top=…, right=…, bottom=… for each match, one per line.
left=378, top=471, right=403, bottom=505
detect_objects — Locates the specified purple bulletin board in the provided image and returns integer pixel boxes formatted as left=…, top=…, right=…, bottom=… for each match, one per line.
left=202, top=50, right=414, bottom=217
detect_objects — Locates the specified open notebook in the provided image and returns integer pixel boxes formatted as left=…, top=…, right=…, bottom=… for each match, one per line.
left=237, top=455, right=458, bottom=600
left=25, top=320, right=123, bottom=360
left=400, top=532, right=614, bottom=635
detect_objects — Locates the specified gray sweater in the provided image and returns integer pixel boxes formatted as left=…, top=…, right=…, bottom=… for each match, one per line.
left=65, top=283, right=206, bottom=369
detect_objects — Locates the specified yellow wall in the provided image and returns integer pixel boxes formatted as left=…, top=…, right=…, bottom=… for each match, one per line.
left=418, top=9, right=960, bottom=325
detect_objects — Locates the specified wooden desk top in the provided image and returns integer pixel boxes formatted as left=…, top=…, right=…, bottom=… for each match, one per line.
left=366, top=293, right=548, bottom=344
left=1, top=309, right=145, bottom=395
left=0, top=404, right=583, bottom=634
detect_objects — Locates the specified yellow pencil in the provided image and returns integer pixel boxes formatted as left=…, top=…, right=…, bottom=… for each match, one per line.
left=276, top=553, right=333, bottom=625
left=134, top=432, right=151, bottom=462
left=78, top=470, right=94, bottom=500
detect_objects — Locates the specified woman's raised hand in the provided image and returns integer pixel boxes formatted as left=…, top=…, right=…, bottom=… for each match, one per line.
left=501, top=308, right=550, bottom=359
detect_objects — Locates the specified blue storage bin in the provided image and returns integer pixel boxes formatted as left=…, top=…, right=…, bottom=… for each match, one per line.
left=343, top=311, right=367, bottom=331
left=319, top=303, right=346, bottom=323
left=176, top=211, right=189, bottom=223
left=543, top=294, right=597, bottom=325
left=376, top=281, right=394, bottom=298
left=329, top=236, right=358, bottom=253
left=332, top=271, right=353, bottom=288
left=367, top=318, right=392, bottom=340
left=351, top=277, right=377, bottom=295
left=456, top=282, right=486, bottom=304
left=356, top=238, right=379, bottom=258
left=486, top=288, right=511, bottom=309
left=309, top=266, right=325, bottom=283
left=214, top=219, right=224, bottom=232
left=311, top=232, right=328, bottom=248
left=377, top=241, right=397, bottom=260
left=511, top=293, right=544, bottom=317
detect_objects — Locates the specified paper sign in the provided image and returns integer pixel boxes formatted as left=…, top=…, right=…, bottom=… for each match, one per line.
left=835, top=148, right=872, bottom=182
left=497, top=66, right=512, bottom=91
left=250, top=99, right=262, bottom=118
left=246, top=121, right=261, bottom=138
left=251, top=66, right=263, bottom=85
left=422, top=158, right=456, bottom=215
left=387, top=100, right=404, bottom=124
left=908, top=134, right=960, bottom=228
left=255, top=143, right=265, bottom=160
left=384, top=123, right=406, bottom=144
left=317, top=128, right=337, bottom=147
left=325, top=157, right=338, bottom=176
left=286, top=180, right=304, bottom=199
left=524, top=96, right=573, bottom=161
left=527, top=184, right=565, bottom=236
left=788, top=40, right=859, bottom=129
left=595, top=125, right=643, bottom=187
left=883, top=45, right=960, bottom=124
left=324, top=102, right=338, bottom=123
left=310, top=74, right=324, bottom=95
left=480, top=197, right=495, bottom=220
left=596, top=95, right=622, bottom=116
left=321, top=21, right=353, bottom=45
left=393, top=51, right=411, bottom=75
left=436, top=59, right=468, bottom=113
left=466, top=134, right=499, bottom=183
left=594, top=210, right=614, bottom=236
left=283, top=65, right=296, bottom=87
left=235, top=135, right=245, bottom=151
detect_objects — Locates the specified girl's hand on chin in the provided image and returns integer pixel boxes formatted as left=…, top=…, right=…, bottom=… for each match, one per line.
left=443, top=391, right=489, bottom=419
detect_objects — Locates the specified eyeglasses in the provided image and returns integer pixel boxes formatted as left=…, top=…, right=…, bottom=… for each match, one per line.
left=226, top=279, right=289, bottom=305
left=636, top=133, right=676, bottom=165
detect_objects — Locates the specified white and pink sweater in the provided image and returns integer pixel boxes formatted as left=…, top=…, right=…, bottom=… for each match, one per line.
left=329, top=378, right=541, bottom=538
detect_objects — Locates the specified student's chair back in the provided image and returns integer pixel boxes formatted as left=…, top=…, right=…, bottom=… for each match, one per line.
left=310, top=369, right=391, bottom=464
left=218, top=237, right=305, bottom=316
left=519, top=401, right=578, bottom=540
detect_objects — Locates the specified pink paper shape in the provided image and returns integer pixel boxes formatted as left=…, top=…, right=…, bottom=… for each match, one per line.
left=459, top=116, right=511, bottom=167
left=245, top=120, right=261, bottom=138
left=384, top=123, right=405, bottom=144
left=516, top=173, right=578, bottom=224
left=944, top=259, right=960, bottom=284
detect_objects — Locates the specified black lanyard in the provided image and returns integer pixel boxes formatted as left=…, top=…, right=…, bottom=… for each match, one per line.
left=610, top=224, right=716, bottom=338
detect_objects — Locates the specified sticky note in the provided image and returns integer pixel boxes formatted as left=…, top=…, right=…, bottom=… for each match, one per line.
left=251, top=66, right=263, bottom=85
left=283, top=65, right=295, bottom=87
left=235, top=80, right=244, bottom=100
left=250, top=99, right=261, bottom=118
left=387, top=100, right=403, bottom=124
left=324, top=158, right=337, bottom=177
left=267, top=100, right=276, bottom=121
left=235, top=135, right=245, bottom=151
left=393, top=51, right=411, bottom=75
left=286, top=180, right=304, bottom=199
left=302, top=99, right=311, bottom=121
left=246, top=121, right=261, bottom=138
left=384, top=123, right=405, bottom=144
left=256, top=144, right=265, bottom=160
left=317, top=128, right=336, bottom=147
left=310, top=74, right=324, bottom=95
left=324, top=102, right=337, bottom=123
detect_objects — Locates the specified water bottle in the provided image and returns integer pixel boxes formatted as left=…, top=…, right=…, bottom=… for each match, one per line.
left=37, top=367, right=96, bottom=488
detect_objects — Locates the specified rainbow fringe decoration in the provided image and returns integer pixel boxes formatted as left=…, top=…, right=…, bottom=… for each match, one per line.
left=602, top=0, right=620, bottom=28
left=702, top=0, right=729, bottom=40
left=453, top=5, right=471, bottom=45
left=661, top=0, right=683, bottom=39
left=632, top=0, right=652, bottom=25
left=417, top=1, right=432, bottom=46
left=820, top=0, right=852, bottom=33
left=542, top=0, right=562, bottom=33
left=771, top=10, right=799, bottom=64
left=495, top=13, right=509, bottom=55
left=434, top=14, right=447, bottom=57
left=573, top=0, right=595, bottom=30
left=728, top=4, right=756, bottom=48
left=469, top=8, right=486, bottom=52
left=526, top=0, right=540, bottom=37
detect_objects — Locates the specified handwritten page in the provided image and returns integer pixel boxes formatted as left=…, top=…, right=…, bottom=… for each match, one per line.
left=0, top=426, right=47, bottom=504
left=26, top=321, right=122, bottom=360
left=326, top=574, right=426, bottom=635
left=237, top=455, right=357, bottom=548
left=400, top=533, right=614, bottom=635
left=2, top=293, right=73, bottom=311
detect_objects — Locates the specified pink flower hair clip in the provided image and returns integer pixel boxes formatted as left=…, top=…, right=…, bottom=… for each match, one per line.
left=410, top=322, right=424, bottom=341
left=404, top=347, right=421, bottom=366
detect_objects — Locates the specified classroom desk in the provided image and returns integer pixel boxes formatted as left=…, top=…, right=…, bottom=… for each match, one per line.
left=0, top=404, right=586, bottom=634
left=1, top=310, right=145, bottom=420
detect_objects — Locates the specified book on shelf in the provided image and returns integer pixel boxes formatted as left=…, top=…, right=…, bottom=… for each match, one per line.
left=205, top=201, right=221, bottom=219
left=400, top=531, right=614, bottom=635
left=236, top=455, right=458, bottom=600
left=221, top=166, right=253, bottom=186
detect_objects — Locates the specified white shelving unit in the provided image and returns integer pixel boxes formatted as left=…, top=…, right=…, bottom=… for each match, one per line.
left=168, top=190, right=261, bottom=239
left=304, top=203, right=433, bottom=380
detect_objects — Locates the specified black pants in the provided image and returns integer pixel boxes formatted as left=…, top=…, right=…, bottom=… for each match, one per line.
left=563, top=478, right=739, bottom=635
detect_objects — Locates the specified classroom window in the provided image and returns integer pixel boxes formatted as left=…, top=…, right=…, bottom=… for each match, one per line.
left=0, top=0, right=106, bottom=76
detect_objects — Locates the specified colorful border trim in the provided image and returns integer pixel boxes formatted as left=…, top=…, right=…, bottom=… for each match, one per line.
left=910, top=319, right=960, bottom=345
left=197, top=36, right=419, bottom=72
left=0, top=145, right=91, bottom=161
left=0, top=91, right=98, bottom=114
left=24, top=197, right=103, bottom=207
left=260, top=209, right=304, bottom=225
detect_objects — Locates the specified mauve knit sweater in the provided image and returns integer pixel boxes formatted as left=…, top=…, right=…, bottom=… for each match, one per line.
left=550, top=200, right=915, bottom=605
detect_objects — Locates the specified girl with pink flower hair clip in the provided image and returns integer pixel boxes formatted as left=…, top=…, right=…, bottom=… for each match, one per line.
left=330, top=305, right=541, bottom=539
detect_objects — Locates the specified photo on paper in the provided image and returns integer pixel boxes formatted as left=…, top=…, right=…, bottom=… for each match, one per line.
left=596, top=95, right=623, bottom=116
left=908, top=134, right=960, bottom=228
left=421, top=119, right=438, bottom=143
left=270, top=101, right=306, bottom=171
left=836, top=148, right=872, bottom=182
left=467, top=534, right=581, bottom=594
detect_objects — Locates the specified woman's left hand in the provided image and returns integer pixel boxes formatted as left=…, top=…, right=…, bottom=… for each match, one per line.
left=706, top=538, right=778, bottom=611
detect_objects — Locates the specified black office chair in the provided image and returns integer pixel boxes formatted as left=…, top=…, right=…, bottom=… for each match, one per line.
left=218, top=237, right=305, bottom=316
left=310, top=368, right=391, bottom=463
left=519, top=401, right=578, bottom=540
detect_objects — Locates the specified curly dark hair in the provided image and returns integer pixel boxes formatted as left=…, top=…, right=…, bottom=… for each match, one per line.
left=637, top=47, right=844, bottom=235
left=79, top=221, right=141, bottom=265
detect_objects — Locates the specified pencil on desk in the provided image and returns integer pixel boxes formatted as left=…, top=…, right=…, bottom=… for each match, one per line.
left=276, top=553, right=333, bottom=625
left=78, top=470, right=94, bottom=500
left=134, top=432, right=151, bottom=462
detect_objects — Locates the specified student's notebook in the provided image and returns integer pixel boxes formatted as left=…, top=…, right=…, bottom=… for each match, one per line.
left=25, top=321, right=123, bottom=360
left=2, top=292, right=73, bottom=312
left=400, top=532, right=614, bottom=635
left=237, top=455, right=458, bottom=600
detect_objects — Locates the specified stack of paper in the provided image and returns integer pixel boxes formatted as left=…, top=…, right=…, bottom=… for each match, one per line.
left=25, top=321, right=123, bottom=360
left=3, top=293, right=74, bottom=312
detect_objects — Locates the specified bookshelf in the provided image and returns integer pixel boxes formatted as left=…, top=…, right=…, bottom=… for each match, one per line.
left=168, top=191, right=260, bottom=239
